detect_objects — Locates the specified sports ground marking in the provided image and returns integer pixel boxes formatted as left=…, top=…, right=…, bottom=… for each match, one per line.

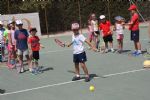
left=0, top=68, right=148, bottom=96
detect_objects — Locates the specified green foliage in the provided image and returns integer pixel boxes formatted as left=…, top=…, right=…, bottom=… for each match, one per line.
left=0, top=0, right=150, bottom=34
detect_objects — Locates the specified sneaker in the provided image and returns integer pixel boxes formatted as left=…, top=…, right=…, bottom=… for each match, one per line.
left=135, top=52, right=142, bottom=56
left=20, top=67, right=25, bottom=73
left=85, top=77, right=90, bottom=82
left=31, top=69, right=38, bottom=75
left=72, top=76, right=81, bottom=81
left=111, top=49, right=115, bottom=53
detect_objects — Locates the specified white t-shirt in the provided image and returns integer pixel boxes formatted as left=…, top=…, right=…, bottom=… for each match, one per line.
left=72, top=34, right=86, bottom=54
left=91, top=20, right=99, bottom=32
left=115, top=23, right=124, bottom=34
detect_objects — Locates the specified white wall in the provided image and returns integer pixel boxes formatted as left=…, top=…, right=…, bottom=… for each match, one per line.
left=0, top=12, right=41, bottom=36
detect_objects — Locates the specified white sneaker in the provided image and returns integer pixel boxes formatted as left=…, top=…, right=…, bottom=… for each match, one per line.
left=20, top=67, right=24, bottom=73
left=111, top=48, right=115, bottom=53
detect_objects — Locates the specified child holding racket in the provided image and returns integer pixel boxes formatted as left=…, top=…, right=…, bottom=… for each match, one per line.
left=28, top=27, right=44, bottom=74
left=66, top=22, right=97, bottom=82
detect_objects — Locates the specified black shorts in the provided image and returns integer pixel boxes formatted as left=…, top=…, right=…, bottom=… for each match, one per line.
left=131, top=30, right=139, bottom=42
left=32, top=51, right=39, bottom=60
left=103, top=35, right=113, bottom=43
left=73, top=52, right=87, bottom=63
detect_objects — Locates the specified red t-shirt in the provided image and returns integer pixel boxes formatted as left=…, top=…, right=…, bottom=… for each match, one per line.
left=129, top=13, right=139, bottom=31
left=99, top=21, right=111, bottom=37
left=28, top=36, right=40, bottom=51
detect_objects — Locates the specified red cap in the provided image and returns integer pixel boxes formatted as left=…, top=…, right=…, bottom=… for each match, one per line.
left=128, top=4, right=137, bottom=10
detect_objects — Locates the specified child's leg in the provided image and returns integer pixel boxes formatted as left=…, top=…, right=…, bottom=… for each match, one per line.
left=24, top=49, right=31, bottom=70
left=1, top=47, right=5, bottom=60
left=120, top=39, right=123, bottom=50
left=96, top=34, right=100, bottom=49
left=117, top=40, right=122, bottom=50
left=18, top=55, right=23, bottom=71
left=74, top=63, right=80, bottom=76
left=134, top=41, right=138, bottom=51
left=80, top=62, right=89, bottom=77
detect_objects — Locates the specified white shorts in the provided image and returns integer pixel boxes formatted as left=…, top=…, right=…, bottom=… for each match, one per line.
left=17, top=49, right=29, bottom=56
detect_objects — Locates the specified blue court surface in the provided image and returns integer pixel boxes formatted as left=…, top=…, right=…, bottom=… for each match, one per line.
left=0, top=25, right=150, bottom=100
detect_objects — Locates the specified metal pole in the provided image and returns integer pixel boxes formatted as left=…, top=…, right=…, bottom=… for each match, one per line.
left=78, top=0, right=82, bottom=34
left=44, top=5, right=49, bottom=38
left=107, top=0, right=111, bottom=21
left=7, top=0, right=10, bottom=14
left=44, top=5, right=49, bottom=37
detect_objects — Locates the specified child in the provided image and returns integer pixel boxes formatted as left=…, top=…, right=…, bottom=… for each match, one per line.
left=7, top=21, right=16, bottom=68
left=90, top=13, right=100, bottom=49
left=14, top=20, right=30, bottom=73
left=128, top=4, right=142, bottom=56
left=114, top=16, right=125, bottom=53
left=99, top=15, right=114, bottom=53
left=28, top=28, right=44, bottom=74
left=87, top=19, right=94, bottom=44
left=0, top=21, right=6, bottom=62
left=66, top=22, right=97, bottom=82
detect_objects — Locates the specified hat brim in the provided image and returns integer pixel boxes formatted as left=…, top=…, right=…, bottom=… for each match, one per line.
left=115, top=16, right=124, bottom=21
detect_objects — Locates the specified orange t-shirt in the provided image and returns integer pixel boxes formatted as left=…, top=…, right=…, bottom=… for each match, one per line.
left=28, top=36, right=40, bottom=51
left=99, top=21, right=111, bottom=37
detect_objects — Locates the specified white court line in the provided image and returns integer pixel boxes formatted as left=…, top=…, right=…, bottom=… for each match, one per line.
left=40, top=49, right=72, bottom=54
left=0, top=68, right=148, bottom=96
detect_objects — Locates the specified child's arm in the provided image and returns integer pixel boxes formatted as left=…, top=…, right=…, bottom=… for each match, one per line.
left=65, top=42, right=73, bottom=47
left=40, top=44, right=45, bottom=48
left=85, top=39, right=97, bottom=51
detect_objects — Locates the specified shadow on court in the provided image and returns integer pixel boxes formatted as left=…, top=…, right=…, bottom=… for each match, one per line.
left=0, top=89, right=5, bottom=94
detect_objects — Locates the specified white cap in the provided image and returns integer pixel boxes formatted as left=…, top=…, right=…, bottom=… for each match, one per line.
left=99, top=15, right=106, bottom=19
left=0, top=21, right=3, bottom=25
left=16, top=20, right=23, bottom=25
left=71, top=23, right=79, bottom=30
left=8, top=20, right=13, bottom=24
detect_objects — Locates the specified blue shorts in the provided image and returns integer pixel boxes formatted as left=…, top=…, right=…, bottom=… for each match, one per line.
left=73, top=52, right=87, bottom=63
left=131, top=30, right=139, bottom=42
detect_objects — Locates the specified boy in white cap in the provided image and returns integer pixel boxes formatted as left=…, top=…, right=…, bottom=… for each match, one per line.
left=99, top=15, right=114, bottom=53
left=66, top=22, right=97, bottom=82
left=14, top=20, right=30, bottom=73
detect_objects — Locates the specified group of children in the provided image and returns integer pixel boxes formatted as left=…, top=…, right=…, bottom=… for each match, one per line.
left=87, top=4, right=142, bottom=56
left=0, top=20, right=43, bottom=74
left=87, top=13, right=125, bottom=53
left=0, top=4, right=143, bottom=82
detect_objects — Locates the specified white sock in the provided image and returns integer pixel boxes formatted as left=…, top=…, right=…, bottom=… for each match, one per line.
left=76, top=74, right=80, bottom=77
left=138, top=50, right=141, bottom=53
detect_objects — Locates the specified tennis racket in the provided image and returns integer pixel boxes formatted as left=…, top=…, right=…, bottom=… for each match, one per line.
left=54, top=38, right=65, bottom=47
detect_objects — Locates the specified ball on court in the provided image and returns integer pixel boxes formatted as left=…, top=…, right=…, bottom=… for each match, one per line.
left=143, top=60, right=150, bottom=68
left=89, top=85, right=95, bottom=92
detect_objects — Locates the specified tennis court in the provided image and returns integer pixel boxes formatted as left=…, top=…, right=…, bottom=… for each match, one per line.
left=0, top=24, right=150, bottom=100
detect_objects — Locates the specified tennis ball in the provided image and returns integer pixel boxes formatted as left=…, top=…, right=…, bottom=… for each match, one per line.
left=89, top=85, right=95, bottom=92
left=143, top=60, right=150, bottom=68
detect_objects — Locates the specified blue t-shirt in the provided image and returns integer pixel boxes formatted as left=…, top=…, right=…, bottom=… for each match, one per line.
left=14, top=29, right=29, bottom=50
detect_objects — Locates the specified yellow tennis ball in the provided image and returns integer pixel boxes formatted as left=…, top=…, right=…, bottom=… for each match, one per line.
left=89, top=85, right=95, bottom=92
left=143, top=60, right=150, bottom=68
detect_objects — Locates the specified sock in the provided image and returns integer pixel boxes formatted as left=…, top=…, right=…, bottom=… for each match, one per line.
left=76, top=74, right=80, bottom=77
left=137, top=50, right=141, bottom=53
